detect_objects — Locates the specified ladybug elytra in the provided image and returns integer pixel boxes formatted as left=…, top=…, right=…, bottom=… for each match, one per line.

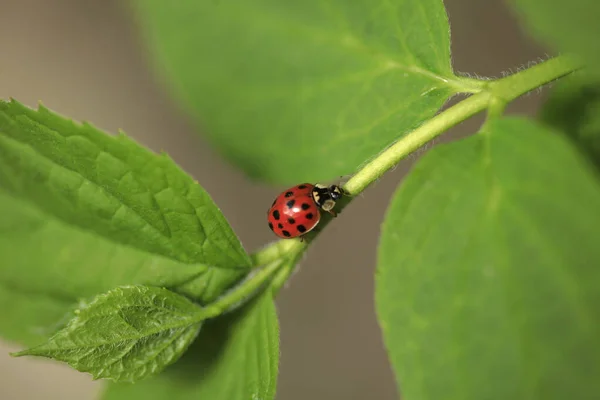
left=267, top=183, right=343, bottom=239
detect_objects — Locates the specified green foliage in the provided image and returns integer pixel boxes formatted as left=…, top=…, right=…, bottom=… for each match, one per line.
left=510, top=0, right=600, bottom=75
left=103, top=291, right=279, bottom=400
left=0, top=99, right=250, bottom=345
left=540, top=72, right=600, bottom=170
left=2, top=0, right=599, bottom=398
left=376, top=117, right=600, bottom=399
left=0, top=100, right=249, bottom=267
left=13, top=286, right=207, bottom=383
left=133, top=0, right=468, bottom=184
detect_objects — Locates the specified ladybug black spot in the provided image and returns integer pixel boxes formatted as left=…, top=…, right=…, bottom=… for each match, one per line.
left=306, top=213, right=314, bottom=220
left=285, top=191, right=294, bottom=197
left=282, top=230, right=291, bottom=237
left=288, top=217, right=295, bottom=224
left=278, top=223, right=284, bottom=229
left=286, top=199, right=295, bottom=209
left=268, top=222, right=274, bottom=231
left=272, top=210, right=280, bottom=220
left=298, top=184, right=307, bottom=189
left=301, top=203, right=310, bottom=210
left=297, top=225, right=307, bottom=233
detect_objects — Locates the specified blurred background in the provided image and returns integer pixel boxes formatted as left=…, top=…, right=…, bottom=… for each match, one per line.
left=0, top=0, right=547, bottom=399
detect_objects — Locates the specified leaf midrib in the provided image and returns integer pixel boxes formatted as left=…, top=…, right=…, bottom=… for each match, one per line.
left=32, top=317, right=202, bottom=352
left=0, top=132, right=178, bottom=252
left=481, top=127, right=597, bottom=396
left=0, top=132, right=247, bottom=269
left=197, top=0, right=458, bottom=88
left=0, top=124, right=173, bottom=242
left=482, top=129, right=596, bottom=327
left=94, top=323, right=198, bottom=381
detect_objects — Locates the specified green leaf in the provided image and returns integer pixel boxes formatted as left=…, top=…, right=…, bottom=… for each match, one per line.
left=540, top=72, right=600, bottom=170
left=376, top=117, right=600, bottom=399
left=12, top=285, right=208, bottom=383
left=133, top=0, right=466, bottom=183
left=0, top=99, right=249, bottom=267
left=510, top=0, right=600, bottom=73
left=102, top=290, right=279, bottom=400
left=0, top=99, right=250, bottom=345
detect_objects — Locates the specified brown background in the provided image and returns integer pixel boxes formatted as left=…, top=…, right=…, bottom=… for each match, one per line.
left=0, top=1, right=547, bottom=399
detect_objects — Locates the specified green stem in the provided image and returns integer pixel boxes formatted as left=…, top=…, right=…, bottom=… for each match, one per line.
left=484, top=96, right=507, bottom=124
left=201, top=260, right=283, bottom=319
left=251, top=238, right=306, bottom=266
left=344, top=92, right=491, bottom=194
left=343, top=55, right=582, bottom=195
left=241, top=54, right=582, bottom=306
left=270, top=249, right=307, bottom=295
left=487, top=56, right=581, bottom=102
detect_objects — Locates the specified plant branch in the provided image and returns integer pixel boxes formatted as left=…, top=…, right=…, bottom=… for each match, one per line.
left=202, top=260, right=283, bottom=318
left=246, top=54, right=582, bottom=301
left=251, top=239, right=306, bottom=267
left=344, top=55, right=582, bottom=195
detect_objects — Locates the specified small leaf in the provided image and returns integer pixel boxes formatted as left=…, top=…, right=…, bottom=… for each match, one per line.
left=377, top=117, right=600, bottom=399
left=133, top=0, right=466, bottom=183
left=510, top=0, right=600, bottom=73
left=12, top=285, right=207, bottom=383
left=102, top=290, right=279, bottom=400
left=540, top=71, right=600, bottom=170
left=0, top=99, right=251, bottom=345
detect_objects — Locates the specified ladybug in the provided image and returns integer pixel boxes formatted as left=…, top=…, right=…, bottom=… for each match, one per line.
left=267, top=183, right=344, bottom=239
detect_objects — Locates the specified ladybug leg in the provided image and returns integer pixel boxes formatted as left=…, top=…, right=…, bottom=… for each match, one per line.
left=299, top=235, right=311, bottom=243
left=326, top=209, right=338, bottom=217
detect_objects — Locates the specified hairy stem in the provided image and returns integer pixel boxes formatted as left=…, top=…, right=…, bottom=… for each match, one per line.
left=344, top=55, right=581, bottom=195
left=242, top=55, right=582, bottom=306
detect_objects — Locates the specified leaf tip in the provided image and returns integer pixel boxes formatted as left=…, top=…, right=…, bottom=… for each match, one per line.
left=90, top=372, right=106, bottom=382
left=159, top=150, right=171, bottom=159
left=0, top=97, right=16, bottom=109
left=9, top=349, right=32, bottom=358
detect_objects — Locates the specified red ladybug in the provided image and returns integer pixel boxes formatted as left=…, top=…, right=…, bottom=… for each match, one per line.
left=267, top=183, right=344, bottom=239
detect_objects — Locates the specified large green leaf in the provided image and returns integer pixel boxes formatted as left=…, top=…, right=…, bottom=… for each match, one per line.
left=102, top=290, right=279, bottom=400
left=510, top=0, right=600, bottom=73
left=0, top=100, right=249, bottom=266
left=0, top=100, right=250, bottom=345
left=540, top=72, right=600, bottom=170
left=13, top=286, right=208, bottom=383
left=133, top=0, right=465, bottom=183
left=376, top=117, right=600, bottom=399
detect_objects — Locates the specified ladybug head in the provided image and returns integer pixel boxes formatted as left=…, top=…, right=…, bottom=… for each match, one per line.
left=329, top=185, right=343, bottom=201
left=312, top=184, right=344, bottom=212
